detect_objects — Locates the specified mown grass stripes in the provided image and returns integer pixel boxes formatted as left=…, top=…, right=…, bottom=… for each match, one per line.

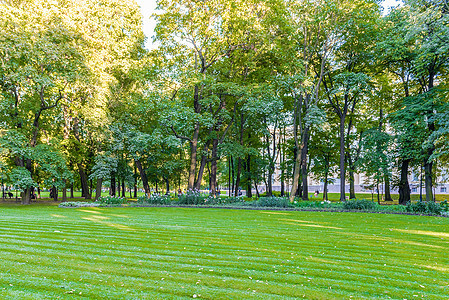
left=0, top=206, right=448, bottom=299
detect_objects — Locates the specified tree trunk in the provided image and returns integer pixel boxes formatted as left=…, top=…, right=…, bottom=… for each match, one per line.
left=246, top=155, right=252, bottom=198
left=339, top=115, right=346, bottom=201
left=95, top=178, right=103, bottom=201
left=376, top=182, right=380, bottom=204
left=194, top=140, right=212, bottom=190
left=228, top=157, right=231, bottom=197
left=349, top=169, right=356, bottom=200
left=188, top=127, right=199, bottom=190
left=78, top=164, right=91, bottom=199
left=231, top=156, right=235, bottom=196
left=398, top=159, right=411, bottom=205
left=289, top=150, right=301, bottom=202
left=133, top=163, right=138, bottom=198
left=121, top=179, right=125, bottom=198
left=209, top=139, right=219, bottom=195
left=234, top=158, right=242, bottom=197
left=62, top=180, right=67, bottom=202
left=267, top=163, right=273, bottom=197
left=301, top=126, right=310, bottom=201
left=22, top=187, right=31, bottom=205
left=165, top=177, right=170, bottom=195
left=424, top=158, right=434, bottom=201
left=323, top=171, right=329, bottom=201
left=110, top=174, right=116, bottom=197
left=234, top=113, right=244, bottom=197
left=135, top=159, right=150, bottom=197
left=384, top=175, right=392, bottom=201
left=52, top=186, right=58, bottom=201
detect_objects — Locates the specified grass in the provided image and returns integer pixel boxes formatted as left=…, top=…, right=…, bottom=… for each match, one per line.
left=1, top=206, right=449, bottom=299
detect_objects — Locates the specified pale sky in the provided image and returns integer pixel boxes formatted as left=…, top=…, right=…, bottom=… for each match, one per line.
left=135, top=0, right=403, bottom=49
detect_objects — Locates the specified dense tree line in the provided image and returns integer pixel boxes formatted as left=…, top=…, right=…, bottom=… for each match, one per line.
left=0, top=0, right=448, bottom=204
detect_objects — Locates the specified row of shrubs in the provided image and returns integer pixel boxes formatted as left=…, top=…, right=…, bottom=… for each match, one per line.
left=59, top=195, right=449, bottom=216
left=136, top=193, right=292, bottom=208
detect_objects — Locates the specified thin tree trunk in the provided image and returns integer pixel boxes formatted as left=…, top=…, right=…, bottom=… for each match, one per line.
left=110, top=174, right=116, bottom=197
left=339, top=115, right=346, bottom=201
left=165, top=177, right=170, bottom=195
left=231, top=156, right=235, bottom=196
left=384, top=175, right=392, bottom=201
left=377, top=182, right=380, bottom=204
left=194, top=139, right=212, bottom=190
left=424, top=158, right=434, bottom=201
left=255, top=180, right=260, bottom=198
left=419, top=163, right=423, bottom=201
left=290, top=151, right=301, bottom=202
left=122, top=179, right=125, bottom=198
left=234, top=113, right=244, bottom=197
left=135, top=159, right=150, bottom=197
left=70, top=183, right=74, bottom=198
left=301, top=126, right=310, bottom=201
left=235, top=158, right=242, bottom=197
left=187, top=126, right=199, bottom=190
left=398, top=159, right=411, bottom=205
left=210, top=139, right=219, bottom=195
left=134, top=163, right=138, bottom=198
left=62, top=180, right=67, bottom=202
left=323, top=170, right=329, bottom=201
left=228, top=157, right=231, bottom=197
left=246, top=155, right=252, bottom=198
left=349, top=169, right=356, bottom=200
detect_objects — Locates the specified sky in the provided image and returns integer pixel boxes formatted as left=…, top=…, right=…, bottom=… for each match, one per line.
left=135, top=0, right=403, bottom=49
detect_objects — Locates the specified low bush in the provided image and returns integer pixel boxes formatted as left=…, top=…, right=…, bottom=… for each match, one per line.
left=258, top=191, right=283, bottom=197
left=59, top=202, right=100, bottom=208
left=406, top=201, right=442, bottom=215
left=137, top=194, right=171, bottom=205
left=97, top=196, right=127, bottom=205
left=178, top=190, right=207, bottom=205
left=251, top=197, right=292, bottom=208
left=294, top=200, right=339, bottom=209
left=342, top=199, right=377, bottom=211
left=440, top=200, right=449, bottom=212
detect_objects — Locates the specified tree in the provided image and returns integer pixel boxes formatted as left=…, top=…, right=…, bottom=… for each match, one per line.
left=0, top=0, right=88, bottom=203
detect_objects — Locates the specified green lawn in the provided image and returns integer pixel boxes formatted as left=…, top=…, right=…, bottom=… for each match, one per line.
left=0, top=206, right=448, bottom=299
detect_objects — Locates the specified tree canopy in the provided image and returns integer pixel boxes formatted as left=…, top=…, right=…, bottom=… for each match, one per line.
left=0, top=0, right=448, bottom=203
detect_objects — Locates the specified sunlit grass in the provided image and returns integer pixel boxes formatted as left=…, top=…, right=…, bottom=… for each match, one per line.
left=0, top=206, right=448, bottom=299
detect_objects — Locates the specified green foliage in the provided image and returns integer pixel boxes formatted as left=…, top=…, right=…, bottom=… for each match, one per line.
left=405, top=201, right=443, bottom=215
left=342, top=199, right=377, bottom=211
left=293, top=200, right=338, bottom=209
left=137, top=195, right=171, bottom=205
left=177, top=190, right=207, bottom=205
left=59, top=202, right=100, bottom=208
left=259, top=191, right=282, bottom=197
left=251, top=197, right=292, bottom=208
left=8, top=167, right=35, bottom=189
left=440, top=200, right=449, bottom=212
